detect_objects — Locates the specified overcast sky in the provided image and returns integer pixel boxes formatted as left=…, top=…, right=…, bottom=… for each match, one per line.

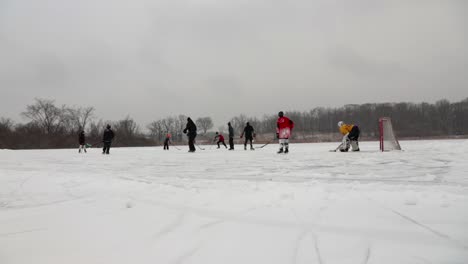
left=1, top=0, right=467, bottom=127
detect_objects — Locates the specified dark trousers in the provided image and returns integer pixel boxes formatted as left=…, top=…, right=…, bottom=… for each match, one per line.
left=164, top=139, right=169, bottom=150
left=229, top=137, right=234, bottom=149
left=102, top=142, right=111, bottom=154
left=348, top=126, right=360, bottom=141
left=188, top=135, right=196, bottom=152
left=217, top=140, right=227, bottom=148
left=244, top=137, right=253, bottom=149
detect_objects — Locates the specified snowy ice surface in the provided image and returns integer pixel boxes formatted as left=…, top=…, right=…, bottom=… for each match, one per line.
left=1, top=140, right=468, bottom=264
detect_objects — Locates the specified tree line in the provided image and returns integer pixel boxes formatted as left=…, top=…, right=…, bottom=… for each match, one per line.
left=1, top=97, right=467, bottom=149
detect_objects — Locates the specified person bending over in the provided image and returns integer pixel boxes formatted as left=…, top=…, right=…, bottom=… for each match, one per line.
left=337, top=121, right=360, bottom=152
left=214, top=132, right=227, bottom=149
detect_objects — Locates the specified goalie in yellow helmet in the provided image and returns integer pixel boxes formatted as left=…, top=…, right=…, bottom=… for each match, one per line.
left=337, top=121, right=360, bottom=152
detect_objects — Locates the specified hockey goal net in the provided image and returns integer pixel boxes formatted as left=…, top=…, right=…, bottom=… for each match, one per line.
left=379, top=117, right=401, bottom=151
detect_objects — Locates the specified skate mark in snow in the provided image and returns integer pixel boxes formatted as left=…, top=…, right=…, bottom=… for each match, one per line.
left=198, top=219, right=225, bottom=230
left=0, top=228, right=47, bottom=237
left=197, top=206, right=261, bottom=231
left=390, top=209, right=449, bottom=238
left=313, top=234, right=324, bottom=264
left=362, top=245, right=371, bottom=264
left=433, top=158, right=450, bottom=165
left=365, top=195, right=468, bottom=249
left=389, top=208, right=468, bottom=250
left=171, top=245, right=200, bottom=264
left=146, top=174, right=468, bottom=187
left=292, top=230, right=308, bottom=264
left=118, top=176, right=152, bottom=184
left=4, top=196, right=85, bottom=210
left=152, top=213, right=185, bottom=240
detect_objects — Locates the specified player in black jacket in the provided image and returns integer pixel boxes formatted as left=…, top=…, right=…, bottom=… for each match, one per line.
left=240, top=122, right=255, bottom=150
left=102, top=125, right=115, bottom=154
left=78, top=130, right=87, bottom=153
left=228, top=122, right=234, bottom=150
left=183, top=117, right=197, bottom=152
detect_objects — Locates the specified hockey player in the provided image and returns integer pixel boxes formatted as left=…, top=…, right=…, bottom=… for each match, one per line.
left=240, top=122, right=255, bottom=150
left=276, top=111, right=294, bottom=154
left=228, top=122, right=234, bottom=150
left=78, top=130, right=87, bottom=153
left=337, top=121, right=360, bottom=152
left=163, top=133, right=171, bottom=150
left=102, top=124, right=115, bottom=154
left=213, top=132, right=227, bottom=149
left=183, top=117, right=197, bottom=152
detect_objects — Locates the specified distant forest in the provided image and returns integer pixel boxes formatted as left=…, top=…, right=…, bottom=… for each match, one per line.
left=1, top=97, right=467, bottom=149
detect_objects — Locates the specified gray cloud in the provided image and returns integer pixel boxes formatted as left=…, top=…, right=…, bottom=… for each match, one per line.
left=1, top=0, right=466, bottom=127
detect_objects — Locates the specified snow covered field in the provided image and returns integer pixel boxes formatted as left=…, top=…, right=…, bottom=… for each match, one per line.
left=1, top=140, right=468, bottom=264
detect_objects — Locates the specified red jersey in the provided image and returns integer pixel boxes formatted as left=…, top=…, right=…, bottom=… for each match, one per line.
left=215, top=134, right=225, bottom=141
left=277, top=116, right=294, bottom=139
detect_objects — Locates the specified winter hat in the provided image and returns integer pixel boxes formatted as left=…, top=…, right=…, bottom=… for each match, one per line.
left=278, top=111, right=284, bottom=117
left=337, top=121, right=344, bottom=128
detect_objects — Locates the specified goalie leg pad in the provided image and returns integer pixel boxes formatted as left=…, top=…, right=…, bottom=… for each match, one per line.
left=340, top=138, right=350, bottom=152
left=350, top=140, right=359, bottom=151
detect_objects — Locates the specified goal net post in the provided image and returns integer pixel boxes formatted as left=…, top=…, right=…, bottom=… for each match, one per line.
left=379, top=117, right=401, bottom=151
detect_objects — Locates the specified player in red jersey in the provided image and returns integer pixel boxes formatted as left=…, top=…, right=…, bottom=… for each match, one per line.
left=276, top=111, right=294, bottom=154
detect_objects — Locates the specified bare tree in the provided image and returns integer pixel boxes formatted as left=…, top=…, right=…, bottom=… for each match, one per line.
left=230, top=114, right=248, bottom=134
left=22, top=98, right=65, bottom=134
left=195, top=117, right=213, bottom=134
left=0, top=117, right=15, bottom=148
left=147, top=120, right=164, bottom=142
left=114, top=116, right=139, bottom=138
left=0, top=117, right=14, bottom=132
left=67, top=106, right=95, bottom=132
left=3, top=97, right=468, bottom=149
left=175, top=115, right=188, bottom=141
left=259, top=114, right=276, bottom=134
left=161, top=117, right=175, bottom=133
left=148, top=115, right=188, bottom=143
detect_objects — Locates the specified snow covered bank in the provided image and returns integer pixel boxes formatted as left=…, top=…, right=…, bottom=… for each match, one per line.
left=1, top=140, right=467, bottom=263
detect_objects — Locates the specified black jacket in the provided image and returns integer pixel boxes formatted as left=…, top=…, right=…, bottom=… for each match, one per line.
left=103, top=128, right=115, bottom=143
left=79, top=132, right=85, bottom=145
left=228, top=125, right=234, bottom=138
left=243, top=125, right=254, bottom=138
left=183, top=119, right=197, bottom=137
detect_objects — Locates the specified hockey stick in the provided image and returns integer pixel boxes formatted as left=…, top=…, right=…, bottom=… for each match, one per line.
left=329, top=143, right=343, bottom=152
left=87, top=141, right=103, bottom=148
left=195, top=143, right=205, bottom=150
left=257, top=139, right=274, bottom=149
left=169, top=142, right=181, bottom=150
